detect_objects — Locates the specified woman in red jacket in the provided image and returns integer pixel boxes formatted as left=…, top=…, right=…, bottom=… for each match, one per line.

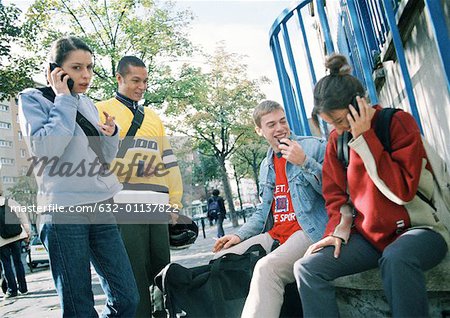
left=293, top=54, right=448, bottom=317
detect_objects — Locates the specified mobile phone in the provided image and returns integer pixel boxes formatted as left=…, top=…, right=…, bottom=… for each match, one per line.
left=277, top=139, right=289, bottom=147
left=349, top=95, right=360, bottom=114
left=49, top=63, right=74, bottom=91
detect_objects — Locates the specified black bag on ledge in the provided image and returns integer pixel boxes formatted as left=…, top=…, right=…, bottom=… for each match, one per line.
left=154, top=244, right=302, bottom=318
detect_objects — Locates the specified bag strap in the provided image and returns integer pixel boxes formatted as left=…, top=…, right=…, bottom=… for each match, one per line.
left=75, top=111, right=107, bottom=166
left=37, top=87, right=107, bottom=166
left=374, top=108, right=401, bottom=153
left=337, top=131, right=352, bottom=168
left=116, top=105, right=145, bottom=158
left=370, top=108, right=436, bottom=210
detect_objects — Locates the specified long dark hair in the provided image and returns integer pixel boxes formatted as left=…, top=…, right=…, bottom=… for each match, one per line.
left=311, top=54, right=365, bottom=128
left=49, top=36, right=92, bottom=65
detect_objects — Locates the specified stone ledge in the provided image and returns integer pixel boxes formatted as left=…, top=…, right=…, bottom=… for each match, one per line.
left=334, top=253, right=450, bottom=291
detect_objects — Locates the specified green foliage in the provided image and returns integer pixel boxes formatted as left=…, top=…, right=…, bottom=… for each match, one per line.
left=192, top=150, right=220, bottom=185
left=7, top=176, right=37, bottom=207
left=24, top=0, right=194, bottom=103
left=232, top=126, right=267, bottom=194
left=167, top=45, right=268, bottom=225
left=0, top=3, right=39, bottom=97
left=168, top=45, right=268, bottom=161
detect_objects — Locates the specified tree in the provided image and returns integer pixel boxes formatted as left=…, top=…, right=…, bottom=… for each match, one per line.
left=0, top=3, right=39, bottom=97
left=233, top=126, right=267, bottom=196
left=171, top=138, right=220, bottom=205
left=231, top=161, right=248, bottom=212
left=24, top=0, right=194, bottom=103
left=167, top=45, right=268, bottom=227
left=192, top=151, right=220, bottom=199
left=7, top=176, right=38, bottom=225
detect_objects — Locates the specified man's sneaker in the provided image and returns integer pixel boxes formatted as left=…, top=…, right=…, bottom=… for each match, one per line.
left=19, top=290, right=28, bottom=295
left=3, top=291, right=18, bottom=299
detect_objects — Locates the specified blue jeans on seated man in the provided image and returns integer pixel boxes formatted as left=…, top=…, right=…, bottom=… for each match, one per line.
left=0, top=240, right=28, bottom=296
left=38, top=207, right=139, bottom=317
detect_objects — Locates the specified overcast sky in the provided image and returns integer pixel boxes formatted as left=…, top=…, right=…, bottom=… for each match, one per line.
left=173, top=0, right=292, bottom=102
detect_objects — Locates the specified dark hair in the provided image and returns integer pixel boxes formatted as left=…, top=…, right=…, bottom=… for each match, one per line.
left=253, top=100, right=284, bottom=128
left=49, top=36, right=92, bottom=65
left=117, top=56, right=146, bottom=76
left=311, top=54, right=365, bottom=128
left=212, top=189, right=220, bottom=196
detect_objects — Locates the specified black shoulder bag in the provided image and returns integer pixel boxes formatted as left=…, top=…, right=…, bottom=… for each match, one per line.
left=116, top=105, right=145, bottom=158
left=37, top=87, right=108, bottom=167
left=0, top=199, right=23, bottom=239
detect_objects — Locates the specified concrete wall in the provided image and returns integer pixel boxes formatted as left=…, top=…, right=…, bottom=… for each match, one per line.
left=377, top=0, right=450, bottom=164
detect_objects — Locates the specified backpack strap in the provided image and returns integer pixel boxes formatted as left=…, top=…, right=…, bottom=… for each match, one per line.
left=75, top=112, right=107, bottom=166
left=37, top=87, right=107, bottom=167
left=374, top=108, right=401, bottom=153
left=116, top=105, right=145, bottom=158
left=337, top=108, right=401, bottom=168
left=337, top=131, right=352, bottom=168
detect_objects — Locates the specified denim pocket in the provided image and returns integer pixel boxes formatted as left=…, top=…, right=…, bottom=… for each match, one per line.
left=293, top=175, right=316, bottom=212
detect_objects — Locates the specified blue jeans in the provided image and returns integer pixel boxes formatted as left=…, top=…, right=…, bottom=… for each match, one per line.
left=0, top=240, right=27, bottom=294
left=217, top=215, right=225, bottom=238
left=294, top=230, right=448, bottom=317
left=38, top=208, right=139, bottom=317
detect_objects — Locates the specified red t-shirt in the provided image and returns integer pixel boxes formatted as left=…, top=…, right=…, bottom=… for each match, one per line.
left=267, top=155, right=301, bottom=244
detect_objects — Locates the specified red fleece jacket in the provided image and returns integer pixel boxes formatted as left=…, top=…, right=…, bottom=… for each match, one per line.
left=322, top=106, right=428, bottom=251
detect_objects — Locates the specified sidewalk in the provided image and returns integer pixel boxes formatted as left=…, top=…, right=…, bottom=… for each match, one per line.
left=171, top=218, right=242, bottom=268
left=0, top=219, right=242, bottom=317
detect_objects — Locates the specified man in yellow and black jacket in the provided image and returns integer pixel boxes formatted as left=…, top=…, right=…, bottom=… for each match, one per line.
left=96, top=56, right=183, bottom=318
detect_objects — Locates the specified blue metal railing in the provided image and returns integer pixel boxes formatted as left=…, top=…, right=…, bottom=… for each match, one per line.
left=270, top=0, right=448, bottom=137
left=380, top=0, right=423, bottom=133
left=269, top=0, right=317, bottom=136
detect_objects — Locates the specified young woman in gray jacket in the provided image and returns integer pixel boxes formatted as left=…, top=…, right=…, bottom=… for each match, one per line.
left=18, top=36, right=138, bottom=317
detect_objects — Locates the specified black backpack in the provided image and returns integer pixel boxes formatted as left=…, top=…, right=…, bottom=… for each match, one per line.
left=208, top=197, right=220, bottom=219
left=337, top=107, right=400, bottom=168
left=0, top=199, right=23, bottom=239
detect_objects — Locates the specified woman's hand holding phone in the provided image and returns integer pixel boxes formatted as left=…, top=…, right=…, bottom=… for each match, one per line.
left=48, top=63, right=72, bottom=96
left=346, top=96, right=375, bottom=139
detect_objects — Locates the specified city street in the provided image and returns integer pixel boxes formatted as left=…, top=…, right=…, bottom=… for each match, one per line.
left=0, top=219, right=242, bottom=317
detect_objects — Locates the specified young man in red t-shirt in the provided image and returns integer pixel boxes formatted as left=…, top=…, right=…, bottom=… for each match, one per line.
left=213, top=100, right=328, bottom=318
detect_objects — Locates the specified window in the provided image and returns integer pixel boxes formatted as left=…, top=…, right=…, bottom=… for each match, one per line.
left=0, top=122, right=11, bottom=129
left=0, top=140, right=12, bottom=148
left=2, top=176, right=17, bottom=184
left=20, top=148, right=26, bottom=158
left=18, top=130, right=22, bottom=140
left=0, top=157, right=15, bottom=165
left=0, top=105, right=8, bottom=112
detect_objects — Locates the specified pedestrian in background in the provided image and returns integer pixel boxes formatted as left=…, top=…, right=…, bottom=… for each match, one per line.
left=0, top=176, right=31, bottom=299
left=208, top=189, right=227, bottom=238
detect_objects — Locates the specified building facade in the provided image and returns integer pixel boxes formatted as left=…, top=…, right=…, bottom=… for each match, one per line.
left=0, top=96, right=30, bottom=194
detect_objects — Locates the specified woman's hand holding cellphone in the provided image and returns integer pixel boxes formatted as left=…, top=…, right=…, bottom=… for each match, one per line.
left=48, top=63, right=74, bottom=96
left=347, top=96, right=375, bottom=139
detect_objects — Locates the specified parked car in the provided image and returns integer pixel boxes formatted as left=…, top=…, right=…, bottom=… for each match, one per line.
left=26, top=236, right=49, bottom=270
